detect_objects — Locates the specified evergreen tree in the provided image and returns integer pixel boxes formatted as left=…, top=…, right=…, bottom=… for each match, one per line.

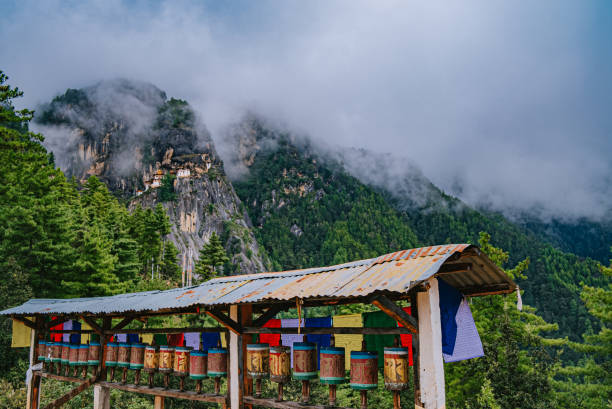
left=194, top=232, right=229, bottom=281
left=160, top=240, right=181, bottom=280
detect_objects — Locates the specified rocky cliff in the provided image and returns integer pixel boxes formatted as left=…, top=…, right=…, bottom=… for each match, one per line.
left=37, top=80, right=268, bottom=275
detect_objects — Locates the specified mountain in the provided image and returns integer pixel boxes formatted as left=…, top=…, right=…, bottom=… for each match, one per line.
left=225, top=116, right=607, bottom=341
left=36, top=80, right=268, bottom=275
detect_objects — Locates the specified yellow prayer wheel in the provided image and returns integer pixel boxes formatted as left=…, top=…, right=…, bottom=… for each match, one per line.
left=269, top=346, right=291, bottom=383
left=173, top=346, right=190, bottom=376
left=159, top=346, right=174, bottom=374
left=246, top=343, right=270, bottom=379
left=383, top=347, right=410, bottom=391
left=144, top=345, right=159, bottom=373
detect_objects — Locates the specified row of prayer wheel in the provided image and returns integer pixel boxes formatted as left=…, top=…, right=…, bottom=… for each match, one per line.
left=104, top=343, right=228, bottom=393
left=37, top=341, right=101, bottom=377
left=246, top=342, right=410, bottom=408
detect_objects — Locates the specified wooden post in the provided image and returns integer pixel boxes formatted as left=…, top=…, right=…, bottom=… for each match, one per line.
left=229, top=305, right=244, bottom=409
left=26, top=317, right=41, bottom=409
left=93, top=385, right=110, bottom=409
left=241, top=305, right=253, bottom=409
left=410, top=292, right=423, bottom=408
left=154, top=395, right=165, bottom=409
left=416, top=278, right=445, bottom=409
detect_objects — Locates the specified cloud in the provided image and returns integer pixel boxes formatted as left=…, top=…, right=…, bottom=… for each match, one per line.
left=1, top=0, right=611, bottom=221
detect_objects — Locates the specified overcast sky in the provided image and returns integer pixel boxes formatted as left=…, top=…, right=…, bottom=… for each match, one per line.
left=2, top=0, right=611, bottom=221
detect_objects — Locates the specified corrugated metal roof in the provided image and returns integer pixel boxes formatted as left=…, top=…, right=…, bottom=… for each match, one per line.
left=0, top=244, right=516, bottom=317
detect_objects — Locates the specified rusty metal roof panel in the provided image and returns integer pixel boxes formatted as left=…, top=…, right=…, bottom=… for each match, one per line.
left=1, top=244, right=517, bottom=317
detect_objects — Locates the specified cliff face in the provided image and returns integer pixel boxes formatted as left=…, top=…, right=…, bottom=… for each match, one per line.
left=37, top=80, right=268, bottom=275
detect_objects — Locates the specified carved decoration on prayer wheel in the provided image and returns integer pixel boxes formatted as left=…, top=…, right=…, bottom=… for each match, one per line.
left=269, top=346, right=291, bottom=383
left=320, top=346, right=346, bottom=384
left=383, top=347, right=409, bottom=391
left=350, top=351, right=378, bottom=390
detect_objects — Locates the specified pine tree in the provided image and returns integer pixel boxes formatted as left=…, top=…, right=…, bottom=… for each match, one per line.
left=160, top=240, right=181, bottom=280
left=194, top=232, right=229, bottom=281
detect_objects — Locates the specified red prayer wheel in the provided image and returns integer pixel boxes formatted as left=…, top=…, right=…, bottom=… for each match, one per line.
left=77, top=344, right=89, bottom=366
left=350, top=351, right=378, bottom=390
left=246, top=343, right=270, bottom=379
left=189, top=350, right=207, bottom=380
left=320, top=347, right=346, bottom=384
left=129, top=343, right=145, bottom=370
left=269, top=346, right=291, bottom=383
left=292, top=342, right=317, bottom=380
left=144, top=345, right=159, bottom=373
left=159, top=346, right=174, bottom=374
left=104, top=342, right=118, bottom=367
left=207, top=348, right=227, bottom=377
left=117, top=343, right=131, bottom=368
left=61, top=343, right=70, bottom=366
left=383, top=347, right=410, bottom=391
left=37, top=341, right=47, bottom=363
left=173, top=346, right=190, bottom=376
left=88, top=342, right=100, bottom=366
left=68, top=344, right=80, bottom=367
left=51, top=342, right=62, bottom=364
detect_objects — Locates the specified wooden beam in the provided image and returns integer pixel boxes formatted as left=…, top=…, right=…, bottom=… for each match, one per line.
left=370, top=294, right=418, bottom=334
left=460, top=284, right=513, bottom=297
left=436, top=262, right=472, bottom=274
left=229, top=305, right=244, bottom=409
left=44, top=316, right=74, bottom=331
left=111, top=317, right=134, bottom=331
left=103, top=326, right=228, bottom=335
left=242, top=326, right=413, bottom=335
left=80, top=316, right=103, bottom=336
left=241, top=304, right=253, bottom=408
left=27, top=317, right=42, bottom=409
left=39, top=371, right=87, bottom=383
left=252, top=304, right=287, bottom=327
left=40, top=377, right=95, bottom=409
left=244, top=396, right=354, bottom=409
left=410, top=291, right=423, bottom=408
left=97, top=381, right=227, bottom=403
left=206, top=309, right=243, bottom=335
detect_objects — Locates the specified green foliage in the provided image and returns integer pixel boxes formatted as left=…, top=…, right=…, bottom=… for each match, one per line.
left=194, top=232, right=229, bottom=281
left=158, top=173, right=177, bottom=202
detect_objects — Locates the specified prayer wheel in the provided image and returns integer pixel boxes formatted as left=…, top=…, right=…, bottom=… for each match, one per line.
left=130, top=343, right=145, bottom=384
left=104, top=342, right=118, bottom=381
left=78, top=344, right=89, bottom=378
left=320, top=346, right=346, bottom=406
left=293, top=342, right=317, bottom=404
left=350, top=351, right=378, bottom=409
left=61, top=343, right=70, bottom=371
left=383, top=347, right=409, bottom=390
left=207, top=347, right=227, bottom=395
left=173, top=346, right=190, bottom=391
left=69, top=344, right=80, bottom=376
left=270, top=345, right=291, bottom=401
left=144, top=345, right=159, bottom=388
left=88, top=341, right=100, bottom=376
left=189, top=350, right=207, bottom=393
left=247, top=343, right=269, bottom=398
left=159, top=346, right=174, bottom=389
left=384, top=347, right=410, bottom=409
left=117, top=343, right=131, bottom=384
left=37, top=340, right=46, bottom=364
left=50, top=342, right=62, bottom=373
